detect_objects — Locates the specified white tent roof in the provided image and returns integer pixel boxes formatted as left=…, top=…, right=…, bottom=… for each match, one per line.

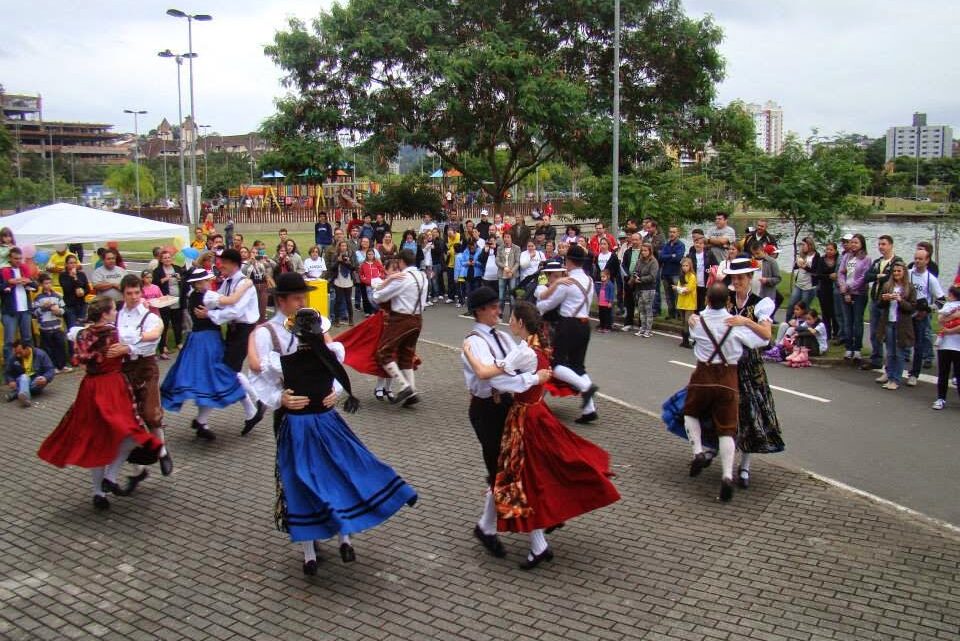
left=1, top=203, right=189, bottom=247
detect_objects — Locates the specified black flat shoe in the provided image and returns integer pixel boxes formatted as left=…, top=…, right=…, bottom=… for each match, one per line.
left=689, top=453, right=708, bottom=478
left=581, top=384, right=599, bottom=409
left=159, top=453, right=174, bottom=476
left=124, top=470, right=149, bottom=495
left=93, top=495, right=110, bottom=510
left=241, top=401, right=267, bottom=436
left=302, top=559, right=318, bottom=576
left=339, top=543, right=356, bottom=563
left=574, top=412, right=598, bottom=425
left=519, top=547, right=554, bottom=570
left=545, top=522, right=565, bottom=534
left=101, top=479, right=127, bottom=496
left=473, top=525, right=506, bottom=558
left=193, top=421, right=216, bottom=441
left=375, top=389, right=385, bottom=401
left=391, top=387, right=415, bottom=405
left=402, top=394, right=420, bottom=407
left=737, top=468, right=750, bottom=489
left=719, top=478, right=735, bottom=502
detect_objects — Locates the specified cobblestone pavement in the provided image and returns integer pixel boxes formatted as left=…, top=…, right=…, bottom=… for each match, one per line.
left=1, top=342, right=958, bottom=641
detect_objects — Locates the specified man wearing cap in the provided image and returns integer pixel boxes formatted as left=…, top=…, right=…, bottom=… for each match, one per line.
left=683, top=283, right=771, bottom=502
left=462, top=286, right=552, bottom=558
left=535, top=245, right=601, bottom=424
left=372, top=249, right=429, bottom=405
left=476, top=210, right=492, bottom=240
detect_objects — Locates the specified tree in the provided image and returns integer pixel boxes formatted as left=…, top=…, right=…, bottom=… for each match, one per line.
left=364, top=177, right=442, bottom=219
left=740, top=136, right=870, bottom=273
left=105, top=162, right=156, bottom=204
left=264, top=0, right=724, bottom=213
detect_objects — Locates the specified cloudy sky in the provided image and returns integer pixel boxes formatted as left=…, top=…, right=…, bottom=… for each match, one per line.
left=3, top=0, right=958, bottom=139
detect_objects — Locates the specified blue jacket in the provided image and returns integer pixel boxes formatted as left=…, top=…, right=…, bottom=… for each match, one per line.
left=4, top=346, right=56, bottom=384
left=659, top=240, right=686, bottom=277
left=455, top=247, right=483, bottom=280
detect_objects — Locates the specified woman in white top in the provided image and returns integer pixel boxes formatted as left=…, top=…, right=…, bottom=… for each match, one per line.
left=713, top=244, right=739, bottom=286
left=519, top=241, right=544, bottom=281
left=303, top=245, right=327, bottom=281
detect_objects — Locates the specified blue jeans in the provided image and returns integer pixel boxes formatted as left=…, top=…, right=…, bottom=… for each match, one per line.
left=785, top=286, right=817, bottom=321
left=885, top=323, right=912, bottom=384
left=2, top=311, right=33, bottom=364
left=431, top=263, right=443, bottom=298
left=498, top=277, right=516, bottom=313
left=843, top=294, right=867, bottom=353
left=868, top=299, right=884, bottom=366
left=14, top=373, right=49, bottom=401
left=910, top=315, right=931, bottom=377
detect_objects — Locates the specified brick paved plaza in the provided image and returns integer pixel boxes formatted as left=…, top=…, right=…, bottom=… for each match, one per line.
left=1, top=342, right=958, bottom=641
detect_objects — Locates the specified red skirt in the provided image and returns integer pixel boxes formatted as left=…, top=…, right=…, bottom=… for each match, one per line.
left=337, top=310, right=420, bottom=377
left=38, top=372, right=161, bottom=469
left=544, top=378, right=578, bottom=398
left=496, top=401, right=620, bottom=533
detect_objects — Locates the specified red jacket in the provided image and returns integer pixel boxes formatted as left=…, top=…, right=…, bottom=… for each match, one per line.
left=589, top=232, right=618, bottom=255
left=358, top=260, right=385, bottom=286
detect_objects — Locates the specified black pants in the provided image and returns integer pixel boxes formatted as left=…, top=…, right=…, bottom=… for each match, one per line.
left=937, top=349, right=960, bottom=400
left=623, top=282, right=638, bottom=325
left=554, top=316, right=591, bottom=375
left=159, top=306, right=183, bottom=352
left=224, top=322, right=255, bottom=372
left=817, top=287, right=837, bottom=340
left=469, top=395, right=512, bottom=486
left=696, top=286, right=707, bottom=312
left=41, top=330, right=68, bottom=369
left=598, top=306, right=613, bottom=329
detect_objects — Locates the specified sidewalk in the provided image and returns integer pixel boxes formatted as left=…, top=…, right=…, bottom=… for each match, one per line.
left=0, top=342, right=957, bottom=641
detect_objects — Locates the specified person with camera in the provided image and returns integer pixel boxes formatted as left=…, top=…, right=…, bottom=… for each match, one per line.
left=330, top=240, right=358, bottom=326
left=906, top=247, right=945, bottom=386
left=874, top=261, right=917, bottom=391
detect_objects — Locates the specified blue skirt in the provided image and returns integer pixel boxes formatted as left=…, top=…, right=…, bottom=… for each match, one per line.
left=160, top=330, right=246, bottom=411
left=661, top=388, right=719, bottom=451
left=275, top=410, right=417, bottom=542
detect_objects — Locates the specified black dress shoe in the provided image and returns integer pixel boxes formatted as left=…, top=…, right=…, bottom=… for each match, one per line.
left=391, top=387, right=415, bottom=405
left=402, top=394, right=420, bottom=407
left=93, top=495, right=110, bottom=510
left=159, top=453, right=174, bottom=476
left=737, top=468, right=750, bottom=489
left=719, top=478, right=735, bottom=502
left=375, top=389, right=385, bottom=401
left=519, top=547, right=554, bottom=570
left=241, top=401, right=266, bottom=436
left=574, top=412, right=598, bottom=425
left=545, top=522, right=565, bottom=534
left=473, top=525, right=506, bottom=558
left=193, top=421, right=216, bottom=441
left=302, top=559, right=318, bottom=576
left=689, top=453, right=708, bottom=478
left=101, top=479, right=127, bottom=496
left=124, top=470, right=149, bottom=495
left=339, top=543, right=356, bottom=563
left=581, top=384, right=599, bottom=409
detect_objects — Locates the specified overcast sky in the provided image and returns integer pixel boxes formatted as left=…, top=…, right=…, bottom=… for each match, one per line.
left=3, top=0, right=958, bottom=139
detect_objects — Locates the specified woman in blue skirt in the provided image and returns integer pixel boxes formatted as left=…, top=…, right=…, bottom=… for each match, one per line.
left=249, top=274, right=417, bottom=575
left=160, top=267, right=260, bottom=440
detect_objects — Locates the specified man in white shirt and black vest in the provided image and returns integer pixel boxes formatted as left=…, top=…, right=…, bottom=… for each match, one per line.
left=535, top=244, right=601, bottom=424
left=461, top=286, right=551, bottom=558
left=372, top=249, right=428, bottom=406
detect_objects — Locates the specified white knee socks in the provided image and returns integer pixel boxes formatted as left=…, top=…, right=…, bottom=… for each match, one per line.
left=237, top=372, right=257, bottom=401
left=684, top=416, right=703, bottom=455
left=401, top=369, right=416, bottom=392
left=105, top=437, right=137, bottom=483
left=382, top=362, right=410, bottom=393
left=719, top=436, right=736, bottom=481
left=477, top=489, right=497, bottom=535
left=529, top=529, right=548, bottom=555
left=582, top=397, right=597, bottom=415
left=739, top=452, right=752, bottom=472
left=338, top=533, right=352, bottom=546
left=152, top=427, right=167, bottom=458
left=552, top=365, right=588, bottom=392
left=196, top=406, right=213, bottom=425
left=241, top=396, right=257, bottom=420
left=91, top=468, right=105, bottom=497
left=301, top=541, right=316, bottom=562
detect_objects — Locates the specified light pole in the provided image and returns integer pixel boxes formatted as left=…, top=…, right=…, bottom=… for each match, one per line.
left=47, top=128, right=56, bottom=203
left=158, top=48, right=195, bottom=224
left=167, top=8, right=212, bottom=223
left=610, top=0, right=621, bottom=235
left=199, top=124, right=211, bottom=186
left=123, top=109, right=147, bottom=214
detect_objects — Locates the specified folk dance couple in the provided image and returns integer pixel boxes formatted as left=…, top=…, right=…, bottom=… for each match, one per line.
left=666, top=258, right=785, bottom=501
left=160, top=249, right=266, bottom=441
left=249, top=273, right=417, bottom=575
left=462, top=288, right=619, bottom=569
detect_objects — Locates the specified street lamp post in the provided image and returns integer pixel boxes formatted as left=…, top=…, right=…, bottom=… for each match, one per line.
left=123, top=109, right=147, bottom=215
left=167, top=8, right=212, bottom=224
left=158, top=48, right=196, bottom=224
left=611, top=0, right=621, bottom=235
left=199, top=124, right=211, bottom=186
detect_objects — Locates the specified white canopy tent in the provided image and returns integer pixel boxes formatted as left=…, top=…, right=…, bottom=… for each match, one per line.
left=1, top=203, right=189, bottom=248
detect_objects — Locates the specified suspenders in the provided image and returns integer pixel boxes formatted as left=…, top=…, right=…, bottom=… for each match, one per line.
left=700, top=319, right=734, bottom=365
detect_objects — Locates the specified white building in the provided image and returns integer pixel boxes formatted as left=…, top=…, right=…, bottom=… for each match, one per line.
left=746, top=101, right=784, bottom=155
left=885, top=113, right=953, bottom=162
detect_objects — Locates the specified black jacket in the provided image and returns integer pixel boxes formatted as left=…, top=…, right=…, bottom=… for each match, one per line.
left=152, top=264, right=189, bottom=308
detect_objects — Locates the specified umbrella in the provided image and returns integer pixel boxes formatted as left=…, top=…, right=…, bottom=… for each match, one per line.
left=429, top=169, right=444, bottom=178
left=445, top=168, right=463, bottom=177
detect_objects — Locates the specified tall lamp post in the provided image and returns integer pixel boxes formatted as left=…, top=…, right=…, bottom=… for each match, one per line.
left=123, top=109, right=147, bottom=214
left=611, top=0, right=621, bottom=236
left=166, top=8, right=212, bottom=224
left=199, top=123, right=211, bottom=187
left=158, top=49, right=196, bottom=224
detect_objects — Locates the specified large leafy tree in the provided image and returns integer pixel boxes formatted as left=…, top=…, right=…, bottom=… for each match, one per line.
left=364, top=176, right=442, bottom=219
left=105, top=162, right=157, bottom=204
left=265, top=0, right=724, bottom=213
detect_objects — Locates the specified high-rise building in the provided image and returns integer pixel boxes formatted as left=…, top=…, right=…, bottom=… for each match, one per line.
left=885, top=113, right=953, bottom=162
left=746, top=101, right=784, bottom=155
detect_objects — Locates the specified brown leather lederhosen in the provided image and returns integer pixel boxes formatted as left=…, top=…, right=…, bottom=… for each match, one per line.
left=122, top=311, right=163, bottom=430
left=682, top=319, right=739, bottom=437
left=376, top=271, right=424, bottom=370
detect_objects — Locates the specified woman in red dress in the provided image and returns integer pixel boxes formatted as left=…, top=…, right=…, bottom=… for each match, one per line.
left=462, top=301, right=620, bottom=569
left=37, top=297, right=162, bottom=510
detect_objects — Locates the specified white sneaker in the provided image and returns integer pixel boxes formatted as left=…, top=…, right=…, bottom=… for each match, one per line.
left=456, top=303, right=462, bottom=308
left=644, top=331, right=653, bottom=338
left=882, top=381, right=899, bottom=390
left=906, top=375, right=918, bottom=387
left=853, top=351, right=863, bottom=360
left=445, top=298, right=453, bottom=304
left=875, top=373, right=888, bottom=384
left=425, top=301, right=433, bottom=307
left=634, top=330, right=645, bottom=337
left=844, top=351, right=853, bottom=360
left=621, top=325, right=633, bottom=332
left=932, top=398, right=946, bottom=410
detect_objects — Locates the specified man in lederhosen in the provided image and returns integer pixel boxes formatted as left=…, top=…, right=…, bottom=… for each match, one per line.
left=535, top=244, right=600, bottom=424
left=461, top=286, right=551, bottom=557
left=682, top=284, right=769, bottom=502
left=372, top=249, right=428, bottom=406
left=196, top=248, right=266, bottom=435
